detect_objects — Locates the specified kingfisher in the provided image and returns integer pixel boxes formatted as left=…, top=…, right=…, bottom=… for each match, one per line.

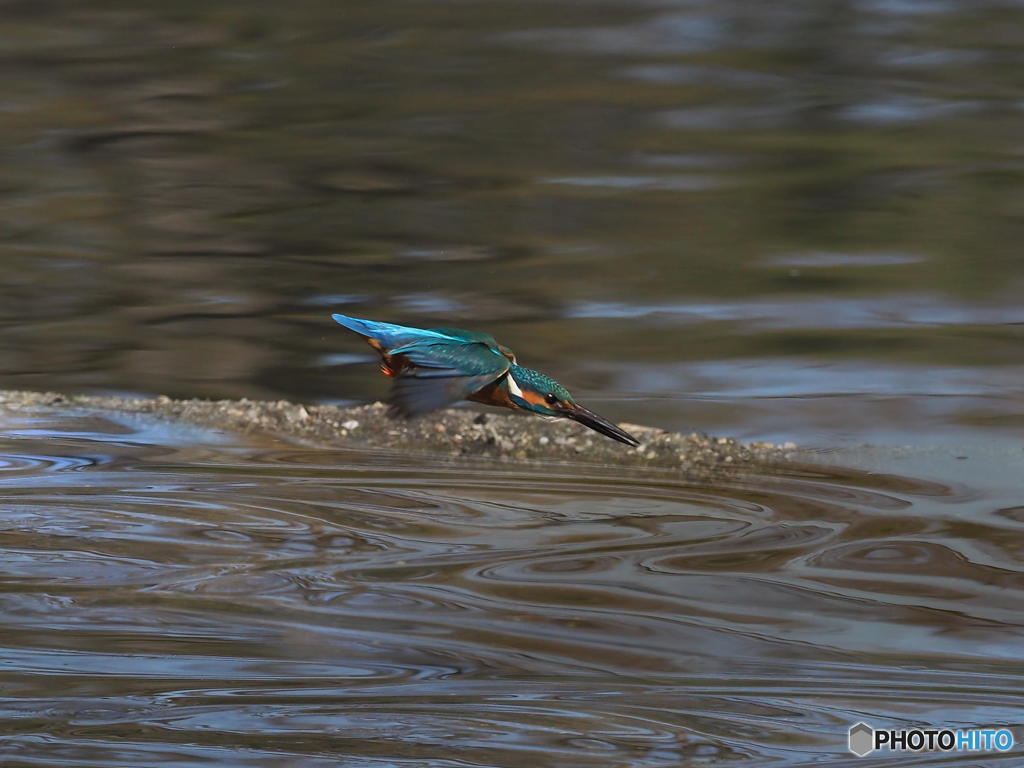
left=331, top=313, right=640, bottom=447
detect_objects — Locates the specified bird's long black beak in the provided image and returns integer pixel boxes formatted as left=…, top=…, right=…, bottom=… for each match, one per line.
left=565, top=404, right=641, bottom=447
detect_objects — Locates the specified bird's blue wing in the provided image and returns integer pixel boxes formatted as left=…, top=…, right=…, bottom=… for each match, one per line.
left=331, top=314, right=510, bottom=416
left=386, top=340, right=511, bottom=417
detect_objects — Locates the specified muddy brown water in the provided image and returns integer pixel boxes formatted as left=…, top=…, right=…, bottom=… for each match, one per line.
left=2, top=1, right=1024, bottom=766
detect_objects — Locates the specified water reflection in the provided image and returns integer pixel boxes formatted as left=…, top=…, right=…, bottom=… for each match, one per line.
left=1, top=409, right=1021, bottom=766
left=0, top=1, right=1021, bottom=449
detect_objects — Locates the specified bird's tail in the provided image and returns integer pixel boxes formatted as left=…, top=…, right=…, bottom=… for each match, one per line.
left=331, top=313, right=451, bottom=350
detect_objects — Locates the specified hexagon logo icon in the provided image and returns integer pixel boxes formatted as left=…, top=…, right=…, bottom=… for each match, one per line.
left=848, top=722, right=874, bottom=757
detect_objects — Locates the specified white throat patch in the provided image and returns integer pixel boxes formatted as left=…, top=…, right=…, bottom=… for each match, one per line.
left=506, top=371, right=524, bottom=399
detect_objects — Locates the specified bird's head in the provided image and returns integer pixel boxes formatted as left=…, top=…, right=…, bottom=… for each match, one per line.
left=503, top=365, right=640, bottom=447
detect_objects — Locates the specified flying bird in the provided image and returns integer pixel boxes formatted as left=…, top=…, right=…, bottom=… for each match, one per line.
left=331, top=313, right=640, bottom=447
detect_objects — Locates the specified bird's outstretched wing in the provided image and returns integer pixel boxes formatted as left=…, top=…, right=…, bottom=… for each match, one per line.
left=331, top=313, right=512, bottom=416
left=386, top=340, right=511, bottom=417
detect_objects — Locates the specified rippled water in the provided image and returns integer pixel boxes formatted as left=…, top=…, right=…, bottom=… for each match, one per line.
left=2, top=2, right=1024, bottom=765
left=3, top=409, right=1021, bottom=766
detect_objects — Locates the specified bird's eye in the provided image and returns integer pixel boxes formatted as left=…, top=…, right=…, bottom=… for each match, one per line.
left=544, top=393, right=559, bottom=406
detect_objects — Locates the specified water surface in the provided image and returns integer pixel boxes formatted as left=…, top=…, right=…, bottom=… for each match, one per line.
left=2, top=408, right=1021, bottom=766
left=1, top=0, right=1023, bottom=446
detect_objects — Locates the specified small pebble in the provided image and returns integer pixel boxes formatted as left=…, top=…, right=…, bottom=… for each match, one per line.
left=342, top=419, right=360, bottom=430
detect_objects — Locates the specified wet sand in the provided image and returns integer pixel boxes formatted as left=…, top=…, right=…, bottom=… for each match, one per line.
left=0, top=390, right=796, bottom=471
